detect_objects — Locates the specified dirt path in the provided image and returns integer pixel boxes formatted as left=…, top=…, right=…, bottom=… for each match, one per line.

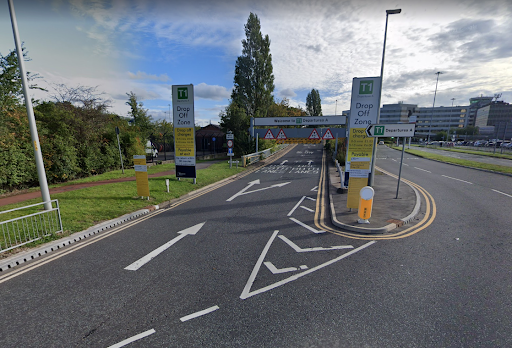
left=0, top=161, right=220, bottom=208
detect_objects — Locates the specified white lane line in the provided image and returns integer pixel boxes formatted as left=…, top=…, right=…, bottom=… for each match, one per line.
left=107, top=329, right=156, bottom=348
left=278, top=235, right=353, bottom=252
left=300, top=206, right=315, bottom=212
left=287, top=196, right=307, bottom=216
left=311, top=186, right=318, bottom=191
left=241, top=241, right=376, bottom=300
left=264, top=261, right=298, bottom=274
left=492, top=189, right=512, bottom=198
left=403, top=163, right=409, bottom=166
left=240, top=230, right=280, bottom=299
left=414, top=167, right=431, bottom=173
left=289, top=217, right=325, bottom=234
left=180, top=306, right=220, bottom=322
left=391, top=159, right=397, bottom=162
left=441, top=175, right=473, bottom=184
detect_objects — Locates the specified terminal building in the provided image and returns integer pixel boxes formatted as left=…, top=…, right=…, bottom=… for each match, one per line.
left=344, top=96, right=512, bottom=140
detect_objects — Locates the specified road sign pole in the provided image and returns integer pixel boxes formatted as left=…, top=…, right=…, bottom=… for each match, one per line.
left=396, top=137, right=406, bottom=199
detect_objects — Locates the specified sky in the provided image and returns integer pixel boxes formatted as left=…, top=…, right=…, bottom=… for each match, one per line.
left=1, top=0, right=512, bottom=126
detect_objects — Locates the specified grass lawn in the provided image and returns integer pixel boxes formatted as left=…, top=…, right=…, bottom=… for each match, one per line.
left=392, top=146, right=512, bottom=175
left=410, top=145, right=512, bottom=160
left=0, top=161, right=246, bottom=253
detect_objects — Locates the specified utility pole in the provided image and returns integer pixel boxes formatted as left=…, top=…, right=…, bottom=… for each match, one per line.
left=8, top=0, right=52, bottom=210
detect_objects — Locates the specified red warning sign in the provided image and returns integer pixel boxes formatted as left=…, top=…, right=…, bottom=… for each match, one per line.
left=322, top=128, right=334, bottom=139
left=264, top=129, right=274, bottom=139
left=308, top=129, right=320, bottom=140
left=276, top=129, right=287, bottom=139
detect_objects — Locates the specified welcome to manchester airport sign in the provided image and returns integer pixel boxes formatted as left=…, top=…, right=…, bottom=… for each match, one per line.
left=253, top=116, right=346, bottom=126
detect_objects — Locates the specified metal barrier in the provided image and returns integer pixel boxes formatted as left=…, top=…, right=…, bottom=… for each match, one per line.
left=241, top=145, right=288, bottom=167
left=0, top=200, right=63, bottom=254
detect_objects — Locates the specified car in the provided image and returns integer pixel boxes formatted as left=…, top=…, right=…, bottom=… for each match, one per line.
left=378, top=141, right=385, bottom=145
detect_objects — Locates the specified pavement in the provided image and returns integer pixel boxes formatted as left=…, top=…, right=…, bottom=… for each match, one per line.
left=0, top=147, right=418, bottom=272
left=327, top=162, right=420, bottom=234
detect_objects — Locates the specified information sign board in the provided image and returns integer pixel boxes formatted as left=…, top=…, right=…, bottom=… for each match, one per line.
left=173, top=85, right=196, bottom=179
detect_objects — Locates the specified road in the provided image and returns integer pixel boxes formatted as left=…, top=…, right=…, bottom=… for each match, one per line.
left=0, top=143, right=511, bottom=347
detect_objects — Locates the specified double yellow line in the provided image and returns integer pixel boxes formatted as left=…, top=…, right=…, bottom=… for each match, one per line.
left=314, top=151, right=436, bottom=240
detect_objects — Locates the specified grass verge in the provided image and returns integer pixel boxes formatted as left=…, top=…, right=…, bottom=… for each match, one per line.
left=391, top=147, right=512, bottom=175
left=0, top=161, right=245, bottom=254
left=410, top=145, right=512, bottom=160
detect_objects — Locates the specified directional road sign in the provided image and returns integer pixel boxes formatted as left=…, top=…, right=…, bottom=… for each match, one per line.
left=366, top=124, right=415, bottom=137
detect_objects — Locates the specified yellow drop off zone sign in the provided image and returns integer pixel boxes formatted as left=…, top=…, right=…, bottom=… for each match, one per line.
left=175, top=127, right=195, bottom=157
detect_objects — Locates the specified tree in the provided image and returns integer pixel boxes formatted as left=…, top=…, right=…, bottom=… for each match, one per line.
left=306, top=89, right=322, bottom=116
left=219, top=102, right=253, bottom=155
left=51, top=83, right=111, bottom=111
left=0, top=46, right=44, bottom=108
left=126, top=92, right=153, bottom=141
left=231, top=13, right=275, bottom=118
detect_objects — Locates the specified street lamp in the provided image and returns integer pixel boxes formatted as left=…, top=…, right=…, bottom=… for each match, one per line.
left=369, top=8, right=401, bottom=186
left=427, top=71, right=443, bottom=143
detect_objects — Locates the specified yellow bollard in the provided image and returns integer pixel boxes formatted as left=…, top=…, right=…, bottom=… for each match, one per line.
left=358, top=186, right=374, bottom=224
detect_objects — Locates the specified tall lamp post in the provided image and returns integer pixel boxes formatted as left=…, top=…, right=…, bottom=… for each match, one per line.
left=8, top=0, right=52, bottom=210
left=369, top=8, right=401, bottom=186
left=427, top=71, right=443, bottom=143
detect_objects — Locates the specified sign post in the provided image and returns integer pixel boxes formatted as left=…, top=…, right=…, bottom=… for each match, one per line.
left=133, top=155, right=149, bottom=199
left=227, top=136, right=234, bottom=168
left=346, top=77, right=381, bottom=208
left=173, top=84, right=196, bottom=183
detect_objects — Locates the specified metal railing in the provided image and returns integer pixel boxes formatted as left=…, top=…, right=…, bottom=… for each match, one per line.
left=0, top=200, right=63, bottom=254
left=241, top=145, right=288, bottom=167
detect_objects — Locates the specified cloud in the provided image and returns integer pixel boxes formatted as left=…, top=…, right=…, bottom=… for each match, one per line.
left=128, top=71, right=170, bottom=82
left=195, top=83, right=231, bottom=100
left=279, top=88, right=297, bottom=98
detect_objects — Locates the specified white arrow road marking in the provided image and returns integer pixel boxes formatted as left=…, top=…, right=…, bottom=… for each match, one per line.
left=226, top=180, right=290, bottom=201
left=311, top=186, right=318, bottom=192
left=240, top=231, right=376, bottom=300
left=124, top=222, right=206, bottom=271
left=264, top=261, right=301, bottom=274
left=278, top=235, right=354, bottom=252
left=226, top=179, right=260, bottom=201
left=107, top=329, right=156, bottom=348
left=307, top=160, right=313, bottom=166
left=180, top=305, right=220, bottom=322
left=289, top=217, right=325, bottom=234
left=280, top=160, right=288, bottom=165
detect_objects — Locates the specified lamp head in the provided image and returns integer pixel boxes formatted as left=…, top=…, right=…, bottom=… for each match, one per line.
left=386, top=9, right=402, bottom=14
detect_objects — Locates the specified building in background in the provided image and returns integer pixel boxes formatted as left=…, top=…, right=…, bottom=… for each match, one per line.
left=475, top=101, right=512, bottom=140
left=468, top=96, right=493, bottom=126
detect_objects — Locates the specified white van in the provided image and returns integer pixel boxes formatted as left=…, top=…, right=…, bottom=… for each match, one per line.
left=145, top=140, right=158, bottom=157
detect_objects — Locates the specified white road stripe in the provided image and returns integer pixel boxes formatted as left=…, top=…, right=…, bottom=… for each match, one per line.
left=240, top=241, right=376, bottom=299
left=264, top=261, right=298, bottom=274
left=441, top=175, right=473, bottom=184
left=278, top=235, right=353, bottom=252
left=107, top=329, right=156, bottom=348
left=289, top=217, right=325, bottom=234
left=492, top=189, right=512, bottom=198
left=180, top=306, right=220, bottom=322
left=287, top=196, right=307, bottom=216
left=240, top=230, right=279, bottom=299
left=414, top=167, right=431, bottom=173
left=300, top=206, right=315, bottom=212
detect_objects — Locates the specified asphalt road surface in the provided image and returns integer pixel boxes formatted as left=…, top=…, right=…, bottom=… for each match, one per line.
left=0, top=143, right=511, bottom=347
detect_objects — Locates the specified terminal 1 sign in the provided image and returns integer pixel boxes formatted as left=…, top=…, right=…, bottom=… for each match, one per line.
left=346, top=76, right=381, bottom=208
left=173, top=84, right=196, bottom=179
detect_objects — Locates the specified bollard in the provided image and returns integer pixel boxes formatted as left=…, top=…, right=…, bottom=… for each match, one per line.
left=357, top=186, right=374, bottom=224
left=165, top=179, right=169, bottom=193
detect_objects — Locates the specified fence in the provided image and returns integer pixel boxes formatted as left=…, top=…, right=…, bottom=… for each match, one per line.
left=1, top=200, right=63, bottom=254
left=241, top=145, right=288, bottom=167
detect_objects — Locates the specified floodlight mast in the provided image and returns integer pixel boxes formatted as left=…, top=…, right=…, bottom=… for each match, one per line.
left=8, top=0, right=52, bottom=210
